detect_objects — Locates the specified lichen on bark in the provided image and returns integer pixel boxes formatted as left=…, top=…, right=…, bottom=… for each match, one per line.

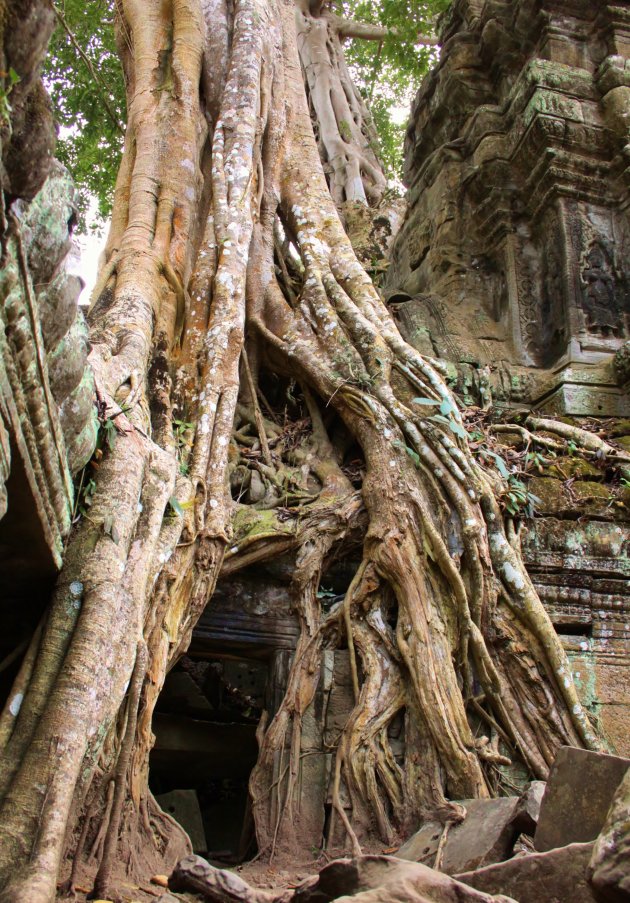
left=0, top=1, right=604, bottom=900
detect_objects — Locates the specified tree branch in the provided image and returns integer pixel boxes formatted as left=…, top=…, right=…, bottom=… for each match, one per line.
left=49, top=1, right=125, bottom=135
left=329, top=14, right=439, bottom=46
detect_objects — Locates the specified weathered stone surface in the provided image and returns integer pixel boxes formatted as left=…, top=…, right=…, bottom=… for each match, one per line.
left=1, top=0, right=56, bottom=201
left=170, top=854, right=517, bottom=903
left=396, top=821, right=443, bottom=866
left=308, top=856, right=517, bottom=903
left=548, top=457, right=603, bottom=481
left=2, top=145, right=97, bottom=583
left=380, top=0, right=630, bottom=771
left=156, top=790, right=208, bottom=854
left=387, top=0, right=630, bottom=409
left=398, top=798, right=520, bottom=874
left=534, top=747, right=630, bottom=852
left=457, top=842, right=596, bottom=903
left=588, top=766, right=630, bottom=903
left=513, top=781, right=546, bottom=835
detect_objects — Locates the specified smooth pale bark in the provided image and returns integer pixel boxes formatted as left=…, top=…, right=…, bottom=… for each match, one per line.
left=295, top=0, right=386, bottom=205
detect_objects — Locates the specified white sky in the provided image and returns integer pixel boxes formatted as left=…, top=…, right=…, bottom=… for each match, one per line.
left=69, top=210, right=108, bottom=306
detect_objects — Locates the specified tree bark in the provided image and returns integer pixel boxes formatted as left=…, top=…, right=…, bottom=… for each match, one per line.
left=0, top=0, right=602, bottom=899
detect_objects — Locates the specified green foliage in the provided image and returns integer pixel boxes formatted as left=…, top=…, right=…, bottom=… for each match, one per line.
left=503, top=477, right=541, bottom=518
left=43, top=0, right=125, bottom=228
left=471, top=434, right=541, bottom=517
left=43, top=0, right=449, bottom=225
left=340, top=0, right=450, bottom=180
left=168, top=496, right=185, bottom=518
left=99, top=416, right=118, bottom=452
left=0, top=67, right=20, bottom=124
left=525, top=449, right=550, bottom=473
left=73, top=470, right=96, bottom=520
left=173, top=419, right=194, bottom=475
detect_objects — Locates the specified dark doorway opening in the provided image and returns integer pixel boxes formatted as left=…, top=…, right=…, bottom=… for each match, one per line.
left=0, top=441, right=58, bottom=710
left=149, top=654, right=267, bottom=864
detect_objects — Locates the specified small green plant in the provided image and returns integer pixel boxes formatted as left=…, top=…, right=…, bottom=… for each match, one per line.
left=413, top=396, right=468, bottom=440
left=503, top=477, right=541, bottom=518
left=0, top=67, right=20, bottom=125
left=525, top=450, right=547, bottom=473
left=166, top=494, right=194, bottom=520
left=480, top=447, right=510, bottom=479
left=393, top=439, right=421, bottom=468
left=99, top=416, right=117, bottom=451
left=73, top=471, right=97, bottom=521
left=167, top=495, right=185, bottom=518
left=173, top=418, right=193, bottom=474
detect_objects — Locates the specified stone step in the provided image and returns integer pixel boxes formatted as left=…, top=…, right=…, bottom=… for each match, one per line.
left=456, top=841, right=595, bottom=903
left=534, top=746, right=630, bottom=852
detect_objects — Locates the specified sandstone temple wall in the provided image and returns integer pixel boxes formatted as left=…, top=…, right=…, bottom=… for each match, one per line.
left=387, top=0, right=630, bottom=416
left=0, top=2, right=97, bottom=664
left=386, top=0, right=630, bottom=760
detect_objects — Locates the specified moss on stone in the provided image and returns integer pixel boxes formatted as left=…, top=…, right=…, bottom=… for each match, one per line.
left=527, top=476, right=566, bottom=515
left=615, top=436, right=630, bottom=452
left=549, top=457, right=603, bottom=481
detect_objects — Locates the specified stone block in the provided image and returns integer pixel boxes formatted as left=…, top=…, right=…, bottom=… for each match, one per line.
left=600, top=704, right=630, bottom=758
left=456, top=841, right=596, bottom=903
left=534, top=746, right=630, bottom=852
left=171, top=854, right=519, bottom=903
left=297, top=750, right=328, bottom=847
left=396, top=820, right=443, bottom=865
left=156, top=789, right=207, bottom=854
left=324, top=680, right=354, bottom=746
left=527, top=477, right=566, bottom=516
left=549, top=457, right=603, bottom=481
left=513, top=781, right=546, bottom=835
left=398, top=797, right=520, bottom=874
left=537, top=383, right=630, bottom=418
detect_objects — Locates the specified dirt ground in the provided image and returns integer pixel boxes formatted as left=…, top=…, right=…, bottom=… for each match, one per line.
left=57, top=839, right=397, bottom=901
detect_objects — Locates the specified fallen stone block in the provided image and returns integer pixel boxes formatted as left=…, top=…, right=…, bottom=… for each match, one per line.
left=513, top=781, right=546, bottom=835
left=456, top=841, right=596, bottom=903
left=170, top=854, right=517, bottom=903
left=312, top=856, right=517, bottom=903
left=398, top=797, right=520, bottom=874
left=156, top=788, right=207, bottom=854
left=534, top=746, right=630, bottom=852
left=588, top=766, right=630, bottom=903
left=396, top=820, right=443, bottom=865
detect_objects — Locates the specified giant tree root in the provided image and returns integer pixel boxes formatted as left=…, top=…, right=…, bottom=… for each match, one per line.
left=168, top=854, right=517, bottom=903
left=0, top=0, right=605, bottom=897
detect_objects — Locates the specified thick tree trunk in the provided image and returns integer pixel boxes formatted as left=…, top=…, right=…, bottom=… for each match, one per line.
left=295, top=0, right=386, bottom=205
left=0, top=0, right=603, bottom=900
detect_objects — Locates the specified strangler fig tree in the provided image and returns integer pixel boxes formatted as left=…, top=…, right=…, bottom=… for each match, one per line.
left=0, top=1, right=602, bottom=900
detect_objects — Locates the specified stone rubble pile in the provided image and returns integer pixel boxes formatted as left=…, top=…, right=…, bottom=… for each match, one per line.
left=157, top=746, right=630, bottom=903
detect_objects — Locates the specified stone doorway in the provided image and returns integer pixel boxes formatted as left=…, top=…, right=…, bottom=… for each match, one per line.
left=149, top=653, right=268, bottom=864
